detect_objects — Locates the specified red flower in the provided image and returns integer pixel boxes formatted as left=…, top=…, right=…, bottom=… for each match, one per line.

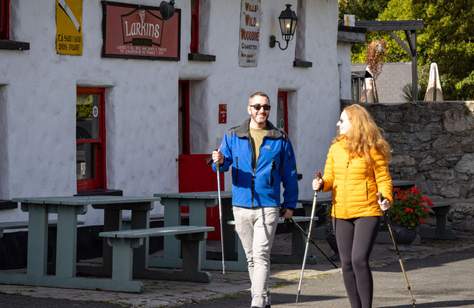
left=410, top=186, right=421, bottom=195
left=389, top=185, right=431, bottom=229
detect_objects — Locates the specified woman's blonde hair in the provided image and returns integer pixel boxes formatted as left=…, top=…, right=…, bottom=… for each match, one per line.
left=336, top=104, right=391, bottom=164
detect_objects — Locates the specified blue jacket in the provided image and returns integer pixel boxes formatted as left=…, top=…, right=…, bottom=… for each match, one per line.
left=213, top=119, right=298, bottom=209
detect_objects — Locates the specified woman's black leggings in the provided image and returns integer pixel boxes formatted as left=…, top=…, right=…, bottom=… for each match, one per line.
left=334, top=216, right=380, bottom=308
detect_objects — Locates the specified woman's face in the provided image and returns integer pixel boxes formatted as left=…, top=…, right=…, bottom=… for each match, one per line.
left=337, top=110, right=351, bottom=135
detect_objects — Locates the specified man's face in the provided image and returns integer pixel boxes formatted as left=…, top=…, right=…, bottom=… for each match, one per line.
left=247, top=95, right=270, bottom=125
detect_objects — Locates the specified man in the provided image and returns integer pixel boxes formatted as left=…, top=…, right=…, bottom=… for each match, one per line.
left=212, top=91, right=298, bottom=308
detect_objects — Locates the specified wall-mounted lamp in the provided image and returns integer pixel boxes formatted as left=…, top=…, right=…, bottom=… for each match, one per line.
left=159, top=0, right=175, bottom=20
left=269, top=4, right=297, bottom=51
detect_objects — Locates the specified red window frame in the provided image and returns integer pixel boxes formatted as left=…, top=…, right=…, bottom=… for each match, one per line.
left=190, top=0, right=199, bottom=53
left=278, top=91, right=289, bottom=133
left=76, top=87, right=107, bottom=192
left=0, top=0, right=10, bottom=40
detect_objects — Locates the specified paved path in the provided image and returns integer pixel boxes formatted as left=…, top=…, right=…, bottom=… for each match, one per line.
left=1, top=231, right=473, bottom=307
left=178, top=246, right=474, bottom=308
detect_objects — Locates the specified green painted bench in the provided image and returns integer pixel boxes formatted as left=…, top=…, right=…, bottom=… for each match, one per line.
left=99, top=225, right=214, bottom=290
left=419, top=199, right=456, bottom=240
left=228, top=216, right=319, bottom=265
left=0, top=220, right=84, bottom=238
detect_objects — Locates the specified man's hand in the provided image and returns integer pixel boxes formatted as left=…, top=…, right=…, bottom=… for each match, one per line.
left=377, top=192, right=391, bottom=211
left=212, top=150, right=224, bottom=165
left=281, top=208, right=294, bottom=219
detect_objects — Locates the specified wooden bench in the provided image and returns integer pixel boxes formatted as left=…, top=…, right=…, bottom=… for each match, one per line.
left=99, top=225, right=214, bottom=291
left=0, top=220, right=84, bottom=238
left=419, top=199, right=456, bottom=240
left=228, top=216, right=318, bottom=264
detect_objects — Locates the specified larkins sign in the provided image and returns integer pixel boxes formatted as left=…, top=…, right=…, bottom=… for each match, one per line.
left=102, top=1, right=180, bottom=60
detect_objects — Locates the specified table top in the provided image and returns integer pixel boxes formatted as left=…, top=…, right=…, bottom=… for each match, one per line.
left=12, top=196, right=159, bottom=206
left=155, top=191, right=232, bottom=199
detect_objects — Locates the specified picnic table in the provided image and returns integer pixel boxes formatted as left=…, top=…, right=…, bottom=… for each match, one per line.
left=153, top=191, right=247, bottom=271
left=154, top=191, right=322, bottom=271
left=0, top=196, right=158, bottom=292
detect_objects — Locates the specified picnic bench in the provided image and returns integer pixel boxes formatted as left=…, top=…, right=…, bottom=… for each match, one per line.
left=100, top=225, right=214, bottom=291
left=419, top=199, right=456, bottom=240
left=0, top=219, right=84, bottom=238
left=228, top=216, right=318, bottom=265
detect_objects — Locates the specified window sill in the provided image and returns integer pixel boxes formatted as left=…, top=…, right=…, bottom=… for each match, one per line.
left=0, top=40, right=30, bottom=51
left=188, top=53, right=216, bottom=62
left=293, top=59, right=312, bottom=68
left=0, top=200, right=17, bottom=210
left=75, top=189, right=123, bottom=196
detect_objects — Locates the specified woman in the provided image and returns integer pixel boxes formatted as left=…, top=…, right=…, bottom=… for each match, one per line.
left=313, top=104, right=392, bottom=308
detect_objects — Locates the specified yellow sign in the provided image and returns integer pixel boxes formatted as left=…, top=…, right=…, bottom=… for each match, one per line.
left=56, top=0, right=82, bottom=55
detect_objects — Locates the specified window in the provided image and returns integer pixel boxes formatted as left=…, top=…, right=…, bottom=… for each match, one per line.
left=188, top=0, right=215, bottom=61
left=76, top=87, right=106, bottom=192
left=277, top=91, right=289, bottom=133
left=0, top=0, right=10, bottom=39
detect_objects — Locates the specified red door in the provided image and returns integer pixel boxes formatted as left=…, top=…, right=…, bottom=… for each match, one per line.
left=178, top=81, right=224, bottom=240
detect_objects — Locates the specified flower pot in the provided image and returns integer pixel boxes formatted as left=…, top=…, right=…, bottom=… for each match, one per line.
left=392, top=224, right=417, bottom=245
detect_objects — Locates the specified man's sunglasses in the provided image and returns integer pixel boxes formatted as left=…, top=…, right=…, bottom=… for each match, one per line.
left=250, top=104, right=271, bottom=111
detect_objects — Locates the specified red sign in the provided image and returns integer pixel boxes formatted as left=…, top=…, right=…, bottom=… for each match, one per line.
left=218, top=104, right=227, bottom=124
left=102, top=1, right=180, bottom=60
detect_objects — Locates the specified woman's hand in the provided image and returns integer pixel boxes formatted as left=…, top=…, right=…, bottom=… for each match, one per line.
left=377, top=192, right=391, bottom=211
left=312, top=176, right=323, bottom=191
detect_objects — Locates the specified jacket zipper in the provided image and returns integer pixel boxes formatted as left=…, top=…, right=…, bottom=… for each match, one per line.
left=248, top=137, right=256, bottom=208
left=343, top=159, right=349, bottom=216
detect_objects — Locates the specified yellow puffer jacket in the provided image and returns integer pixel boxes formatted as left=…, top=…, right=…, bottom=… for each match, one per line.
left=322, top=138, right=393, bottom=219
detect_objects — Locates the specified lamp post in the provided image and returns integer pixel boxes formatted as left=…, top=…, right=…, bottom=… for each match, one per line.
left=159, top=0, right=175, bottom=20
left=269, top=4, right=298, bottom=51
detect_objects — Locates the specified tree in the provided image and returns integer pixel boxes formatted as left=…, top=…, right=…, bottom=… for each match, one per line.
left=339, top=0, right=474, bottom=99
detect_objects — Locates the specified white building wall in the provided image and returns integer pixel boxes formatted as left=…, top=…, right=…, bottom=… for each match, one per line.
left=0, top=0, right=339, bottom=224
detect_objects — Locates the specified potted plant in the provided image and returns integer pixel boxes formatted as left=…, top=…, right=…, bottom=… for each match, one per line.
left=388, top=186, right=433, bottom=244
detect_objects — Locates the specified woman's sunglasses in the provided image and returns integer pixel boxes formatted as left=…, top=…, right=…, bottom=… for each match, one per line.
left=250, top=104, right=271, bottom=111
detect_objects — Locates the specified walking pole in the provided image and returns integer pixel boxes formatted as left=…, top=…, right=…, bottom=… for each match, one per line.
left=296, top=173, right=321, bottom=303
left=378, top=193, right=416, bottom=307
left=289, top=218, right=338, bottom=269
left=216, top=161, right=226, bottom=275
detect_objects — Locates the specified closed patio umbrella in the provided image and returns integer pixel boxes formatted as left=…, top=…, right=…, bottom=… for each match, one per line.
left=424, top=62, right=443, bottom=102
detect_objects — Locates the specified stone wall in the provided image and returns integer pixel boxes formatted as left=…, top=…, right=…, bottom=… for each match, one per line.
left=357, top=101, right=474, bottom=230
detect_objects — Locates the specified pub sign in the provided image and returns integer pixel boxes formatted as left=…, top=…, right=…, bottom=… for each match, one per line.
left=102, top=1, right=180, bottom=60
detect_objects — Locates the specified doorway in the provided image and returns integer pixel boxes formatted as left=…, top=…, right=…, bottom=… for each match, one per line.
left=178, top=80, right=223, bottom=240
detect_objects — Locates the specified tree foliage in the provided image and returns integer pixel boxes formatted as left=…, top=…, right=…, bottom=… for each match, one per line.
left=339, top=0, right=474, bottom=99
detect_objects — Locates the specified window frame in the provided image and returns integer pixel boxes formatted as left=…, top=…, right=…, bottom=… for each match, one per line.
left=76, top=87, right=107, bottom=192
left=277, top=91, right=289, bottom=134
left=190, top=0, right=200, bottom=53
left=0, top=0, right=10, bottom=40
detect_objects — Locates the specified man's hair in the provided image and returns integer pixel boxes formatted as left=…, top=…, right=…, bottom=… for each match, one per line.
left=249, top=91, right=270, bottom=104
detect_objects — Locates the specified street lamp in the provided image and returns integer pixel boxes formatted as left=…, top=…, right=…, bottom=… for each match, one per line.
left=159, top=0, right=175, bottom=21
left=269, top=4, right=298, bottom=51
